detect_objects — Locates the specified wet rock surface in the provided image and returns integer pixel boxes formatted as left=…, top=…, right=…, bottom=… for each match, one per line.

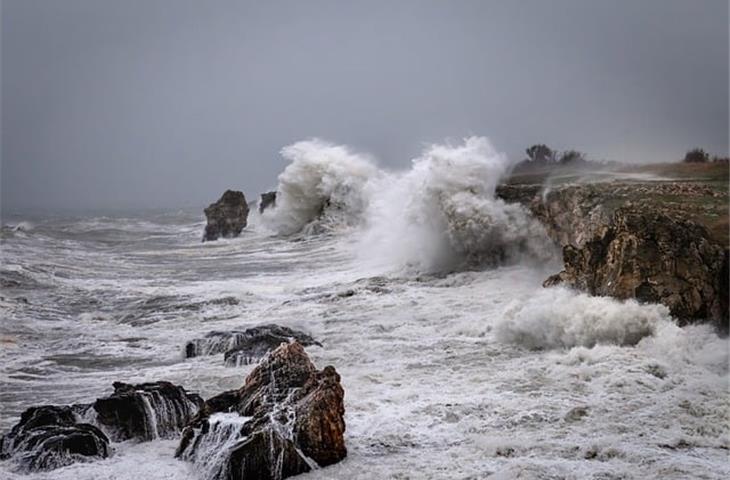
left=203, top=190, right=250, bottom=242
left=184, top=324, right=321, bottom=367
left=259, top=191, right=277, bottom=213
left=93, top=381, right=203, bottom=441
left=177, top=342, right=346, bottom=480
left=0, top=405, right=109, bottom=472
left=497, top=182, right=729, bottom=330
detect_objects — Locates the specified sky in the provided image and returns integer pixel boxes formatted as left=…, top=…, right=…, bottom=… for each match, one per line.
left=1, top=0, right=728, bottom=212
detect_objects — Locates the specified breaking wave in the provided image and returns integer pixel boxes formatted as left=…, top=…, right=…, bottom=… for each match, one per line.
left=360, top=137, right=553, bottom=272
left=261, top=139, right=380, bottom=235
left=264, top=136, right=554, bottom=273
left=495, top=287, right=671, bottom=349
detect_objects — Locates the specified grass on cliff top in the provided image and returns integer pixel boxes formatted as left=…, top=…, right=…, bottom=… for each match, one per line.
left=504, top=161, right=729, bottom=247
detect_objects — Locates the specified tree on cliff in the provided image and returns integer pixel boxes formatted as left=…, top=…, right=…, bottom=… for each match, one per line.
left=525, top=144, right=557, bottom=164
left=683, top=148, right=709, bottom=163
left=558, top=150, right=586, bottom=164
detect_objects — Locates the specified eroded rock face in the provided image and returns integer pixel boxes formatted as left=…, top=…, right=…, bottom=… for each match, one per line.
left=496, top=183, right=729, bottom=330
left=93, top=381, right=203, bottom=441
left=544, top=206, right=729, bottom=329
left=259, top=191, right=277, bottom=213
left=203, top=190, right=249, bottom=242
left=176, top=342, right=346, bottom=480
left=184, top=324, right=321, bottom=367
left=0, top=405, right=109, bottom=472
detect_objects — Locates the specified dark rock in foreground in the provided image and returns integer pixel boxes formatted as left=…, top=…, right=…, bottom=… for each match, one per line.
left=177, top=342, right=346, bottom=480
left=259, top=191, right=277, bottom=213
left=0, top=405, right=109, bottom=472
left=203, top=190, right=249, bottom=242
left=94, top=381, right=203, bottom=441
left=184, top=324, right=321, bottom=366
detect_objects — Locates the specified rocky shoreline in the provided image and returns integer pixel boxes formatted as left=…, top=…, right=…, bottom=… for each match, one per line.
left=496, top=172, right=729, bottom=332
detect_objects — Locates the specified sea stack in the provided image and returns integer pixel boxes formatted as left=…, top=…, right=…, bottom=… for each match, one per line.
left=259, top=191, right=277, bottom=213
left=203, top=190, right=249, bottom=242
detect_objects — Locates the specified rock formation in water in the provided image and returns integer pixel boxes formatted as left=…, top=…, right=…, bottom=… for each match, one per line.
left=93, top=381, right=203, bottom=441
left=0, top=405, right=109, bottom=472
left=496, top=182, right=729, bottom=331
left=184, top=324, right=321, bottom=366
left=0, top=381, right=202, bottom=472
left=177, top=342, right=346, bottom=480
left=203, top=190, right=250, bottom=242
left=259, top=191, right=277, bottom=213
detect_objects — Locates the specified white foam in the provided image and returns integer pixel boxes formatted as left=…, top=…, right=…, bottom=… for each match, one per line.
left=262, top=139, right=380, bottom=235
left=495, top=287, right=670, bottom=349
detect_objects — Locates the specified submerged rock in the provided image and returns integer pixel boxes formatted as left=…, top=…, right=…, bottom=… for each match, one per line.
left=93, top=381, right=203, bottom=441
left=203, top=190, right=249, bottom=242
left=184, top=324, right=321, bottom=366
left=259, top=191, right=277, bottom=213
left=177, top=342, right=346, bottom=480
left=0, top=405, right=109, bottom=472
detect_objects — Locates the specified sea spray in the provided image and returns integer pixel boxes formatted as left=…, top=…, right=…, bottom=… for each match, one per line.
left=495, top=287, right=671, bottom=349
left=359, top=136, right=554, bottom=272
left=262, top=139, right=380, bottom=235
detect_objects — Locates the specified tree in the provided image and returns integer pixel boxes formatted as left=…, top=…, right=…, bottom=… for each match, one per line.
left=683, top=148, right=709, bottom=163
left=525, top=144, right=556, bottom=164
left=558, top=150, right=586, bottom=164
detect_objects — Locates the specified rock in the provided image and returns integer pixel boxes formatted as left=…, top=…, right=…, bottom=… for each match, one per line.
left=564, top=406, right=589, bottom=422
left=203, top=190, right=249, bottom=242
left=0, top=405, right=109, bottom=472
left=545, top=206, right=728, bottom=330
left=497, top=182, right=729, bottom=331
left=93, top=381, right=203, bottom=441
left=183, top=324, right=321, bottom=367
left=177, top=342, right=346, bottom=480
left=259, top=191, right=277, bottom=213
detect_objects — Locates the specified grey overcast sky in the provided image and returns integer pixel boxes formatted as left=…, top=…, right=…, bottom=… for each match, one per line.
left=1, top=0, right=728, bottom=212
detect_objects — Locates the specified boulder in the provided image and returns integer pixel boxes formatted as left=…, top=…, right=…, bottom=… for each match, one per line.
left=93, top=381, right=203, bottom=441
left=203, top=190, right=249, bottom=242
left=176, top=342, right=346, bottom=480
left=259, top=191, right=277, bottom=213
left=183, top=324, right=321, bottom=366
left=0, top=405, right=109, bottom=472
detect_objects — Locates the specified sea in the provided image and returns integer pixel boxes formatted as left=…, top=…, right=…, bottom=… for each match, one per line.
left=1, top=137, right=728, bottom=479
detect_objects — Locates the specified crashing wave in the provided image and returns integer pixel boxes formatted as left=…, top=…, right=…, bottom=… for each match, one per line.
left=359, top=136, right=554, bottom=272
left=495, top=287, right=670, bottom=349
left=262, top=139, right=380, bottom=235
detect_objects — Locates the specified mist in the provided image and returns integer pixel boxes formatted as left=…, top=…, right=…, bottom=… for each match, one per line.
left=2, top=0, right=728, bottom=213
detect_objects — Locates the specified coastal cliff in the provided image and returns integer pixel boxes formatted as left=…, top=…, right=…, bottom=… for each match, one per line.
left=497, top=164, right=729, bottom=331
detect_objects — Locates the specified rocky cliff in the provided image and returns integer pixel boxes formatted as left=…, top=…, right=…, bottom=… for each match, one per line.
left=497, top=176, right=729, bottom=331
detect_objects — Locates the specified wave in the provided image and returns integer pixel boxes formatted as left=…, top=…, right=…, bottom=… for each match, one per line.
left=261, top=139, right=380, bottom=235
left=263, top=136, right=554, bottom=273
left=359, top=136, right=554, bottom=272
left=495, top=287, right=670, bottom=349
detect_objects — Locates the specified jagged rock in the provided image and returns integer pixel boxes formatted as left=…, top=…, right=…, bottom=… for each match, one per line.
left=203, top=190, right=249, bottom=242
left=184, top=324, right=321, bottom=367
left=93, top=381, right=203, bottom=441
left=544, top=206, right=728, bottom=329
left=497, top=182, right=729, bottom=330
left=259, top=191, right=277, bottom=213
left=0, top=405, right=109, bottom=472
left=177, top=342, right=346, bottom=480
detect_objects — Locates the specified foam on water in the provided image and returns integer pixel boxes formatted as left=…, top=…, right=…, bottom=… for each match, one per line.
left=1, top=139, right=728, bottom=479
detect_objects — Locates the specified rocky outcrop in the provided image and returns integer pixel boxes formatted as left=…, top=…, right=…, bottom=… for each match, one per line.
left=0, top=405, right=109, bottom=472
left=497, top=183, right=729, bottom=330
left=93, top=381, right=203, bottom=441
left=184, top=324, right=321, bottom=367
left=176, top=342, right=346, bottom=480
left=203, top=190, right=249, bottom=242
left=260, top=191, right=277, bottom=213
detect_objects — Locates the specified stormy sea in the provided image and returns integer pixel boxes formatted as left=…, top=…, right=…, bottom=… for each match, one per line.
left=1, top=138, right=728, bottom=479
